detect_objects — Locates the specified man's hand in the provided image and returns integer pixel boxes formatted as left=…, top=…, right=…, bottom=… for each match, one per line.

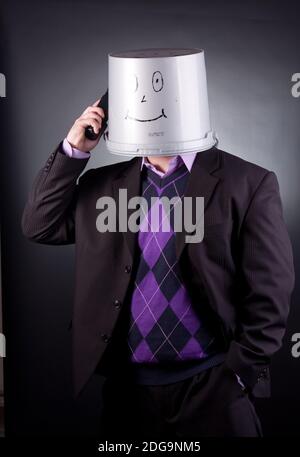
left=66, top=99, right=105, bottom=152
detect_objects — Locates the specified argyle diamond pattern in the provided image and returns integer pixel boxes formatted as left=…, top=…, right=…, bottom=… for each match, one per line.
left=127, top=163, right=218, bottom=364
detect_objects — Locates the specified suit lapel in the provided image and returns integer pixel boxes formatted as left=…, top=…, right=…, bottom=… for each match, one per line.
left=112, top=157, right=142, bottom=260
left=175, top=147, right=221, bottom=259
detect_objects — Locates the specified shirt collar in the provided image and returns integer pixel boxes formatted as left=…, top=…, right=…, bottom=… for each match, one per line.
left=140, top=153, right=197, bottom=175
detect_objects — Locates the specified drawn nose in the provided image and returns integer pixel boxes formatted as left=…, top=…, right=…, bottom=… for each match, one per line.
left=141, top=95, right=146, bottom=103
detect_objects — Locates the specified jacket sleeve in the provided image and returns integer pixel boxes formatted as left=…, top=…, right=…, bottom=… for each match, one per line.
left=225, top=171, right=295, bottom=396
left=21, top=142, right=90, bottom=245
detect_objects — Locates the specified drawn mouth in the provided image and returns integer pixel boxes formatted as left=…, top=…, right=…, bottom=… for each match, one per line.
left=125, top=108, right=167, bottom=122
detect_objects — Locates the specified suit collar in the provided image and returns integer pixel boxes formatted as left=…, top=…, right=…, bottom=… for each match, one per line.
left=114, top=146, right=221, bottom=178
left=175, top=147, right=221, bottom=258
left=112, top=157, right=142, bottom=259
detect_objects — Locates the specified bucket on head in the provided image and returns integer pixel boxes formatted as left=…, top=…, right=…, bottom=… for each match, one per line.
left=105, top=48, right=217, bottom=156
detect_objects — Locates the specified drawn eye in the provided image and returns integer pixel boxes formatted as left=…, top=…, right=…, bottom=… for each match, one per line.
left=129, top=74, right=138, bottom=93
left=152, top=71, right=163, bottom=92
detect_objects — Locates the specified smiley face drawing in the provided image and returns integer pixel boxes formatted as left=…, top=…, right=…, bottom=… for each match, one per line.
left=125, top=71, right=168, bottom=123
left=106, top=48, right=215, bottom=156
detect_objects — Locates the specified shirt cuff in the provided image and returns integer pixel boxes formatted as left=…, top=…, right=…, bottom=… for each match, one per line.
left=62, top=138, right=91, bottom=159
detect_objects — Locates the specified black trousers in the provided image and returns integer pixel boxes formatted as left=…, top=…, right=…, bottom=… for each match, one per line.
left=99, top=362, right=263, bottom=438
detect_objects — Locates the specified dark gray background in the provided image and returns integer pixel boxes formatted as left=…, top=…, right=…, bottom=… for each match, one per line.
left=0, top=0, right=299, bottom=436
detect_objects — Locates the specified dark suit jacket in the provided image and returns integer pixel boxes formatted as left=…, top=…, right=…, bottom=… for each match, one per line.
left=21, top=144, right=295, bottom=398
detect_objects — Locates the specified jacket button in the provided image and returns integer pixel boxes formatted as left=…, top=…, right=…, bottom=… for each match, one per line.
left=257, top=371, right=267, bottom=381
left=101, top=333, right=110, bottom=343
left=125, top=265, right=131, bottom=274
left=114, top=299, right=122, bottom=309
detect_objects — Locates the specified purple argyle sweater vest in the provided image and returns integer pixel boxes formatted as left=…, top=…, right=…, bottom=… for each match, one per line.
left=126, top=163, right=224, bottom=373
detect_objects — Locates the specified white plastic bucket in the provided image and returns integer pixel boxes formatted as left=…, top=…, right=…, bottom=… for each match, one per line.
left=105, top=48, right=216, bottom=156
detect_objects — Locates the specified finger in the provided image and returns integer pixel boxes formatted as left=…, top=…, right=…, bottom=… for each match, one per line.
left=81, top=109, right=104, bottom=121
left=76, top=118, right=101, bottom=133
left=83, top=106, right=105, bottom=118
left=92, top=99, right=100, bottom=107
left=81, top=112, right=103, bottom=123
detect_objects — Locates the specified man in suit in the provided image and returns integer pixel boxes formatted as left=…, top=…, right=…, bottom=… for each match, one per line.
left=22, top=98, right=295, bottom=438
